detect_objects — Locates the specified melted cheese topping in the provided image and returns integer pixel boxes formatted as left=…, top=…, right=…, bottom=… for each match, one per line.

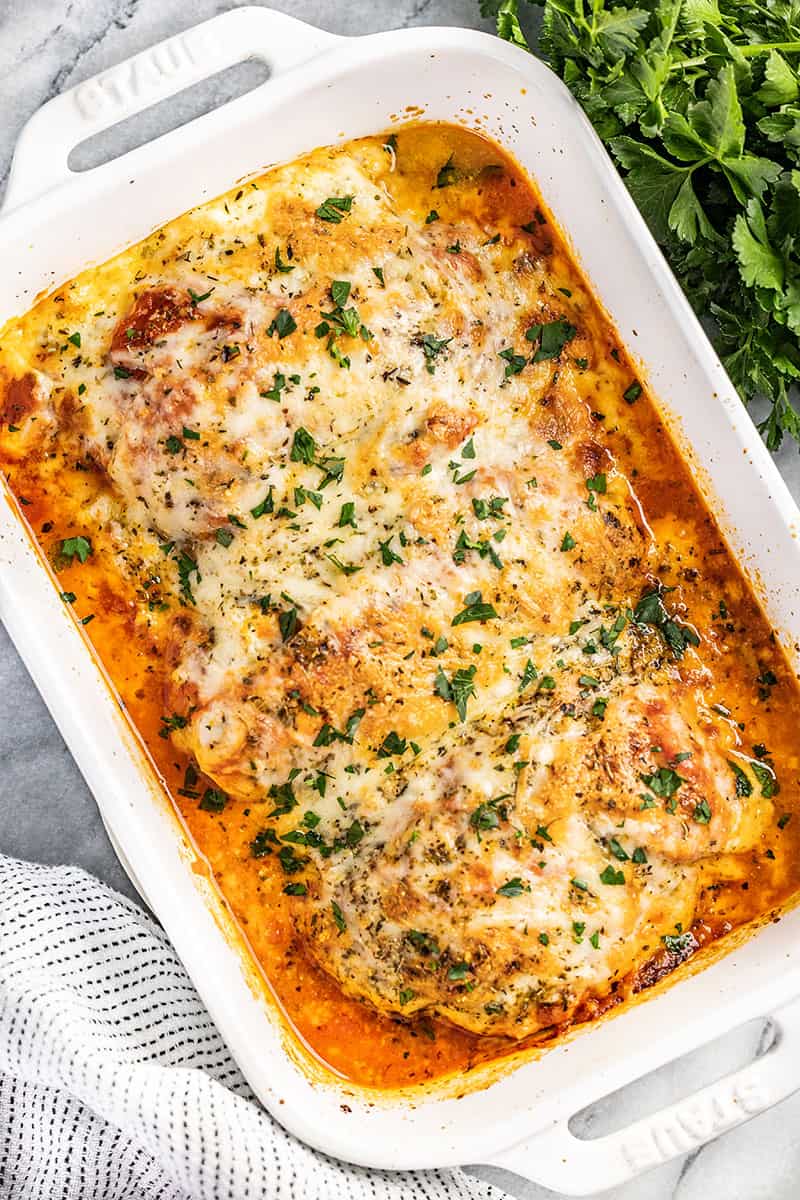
left=2, top=124, right=800, bottom=1082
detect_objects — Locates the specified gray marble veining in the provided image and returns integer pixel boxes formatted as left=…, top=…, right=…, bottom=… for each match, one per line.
left=1, top=3, right=799, bottom=1198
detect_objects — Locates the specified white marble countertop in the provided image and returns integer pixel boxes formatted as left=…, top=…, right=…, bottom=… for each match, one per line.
left=1, top=2, right=799, bottom=1197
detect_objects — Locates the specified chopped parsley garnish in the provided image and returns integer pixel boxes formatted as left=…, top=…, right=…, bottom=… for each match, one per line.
left=407, top=929, right=440, bottom=957
left=267, top=308, right=297, bottom=339
left=586, top=473, right=607, bottom=510
left=498, top=347, right=527, bottom=377
left=607, top=837, right=628, bottom=861
left=274, top=246, right=294, bottom=274
left=338, top=501, right=357, bottom=528
left=600, top=611, right=629, bottom=652
left=330, top=279, right=351, bottom=307
left=283, top=882, right=307, bottom=896
left=419, top=332, right=452, bottom=374
left=199, top=788, right=227, bottom=813
left=519, top=660, right=538, bottom=692
left=525, top=319, right=576, bottom=361
left=599, top=864, right=625, bottom=886
left=251, top=488, right=274, bottom=519
left=378, top=731, right=408, bottom=757
left=372, top=266, right=385, bottom=287
left=624, top=381, right=642, bottom=405
left=752, top=761, right=779, bottom=798
left=215, top=528, right=233, bottom=548
left=434, top=663, right=478, bottom=722
left=399, top=988, right=415, bottom=1005
left=316, top=281, right=371, bottom=365
left=451, top=592, right=499, bottom=626
left=640, top=766, right=685, bottom=797
left=453, top=530, right=502, bottom=570
left=263, top=371, right=287, bottom=403
left=60, top=536, right=92, bottom=564
left=290, top=426, right=317, bottom=465
left=327, top=553, right=362, bottom=576
left=447, top=962, right=471, bottom=981
left=188, top=286, right=214, bottom=305
left=497, top=877, right=530, bottom=898
left=425, top=209, right=439, bottom=223
left=314, top=708, right=365, bottom=748
left=693, top=799, right=712, bottom=824
left=346, top=820, right=364, bottom=848
left=174, top=550, right=200, bottom=605
left=633, top=586, right=700, bottom=659
left=434, top=155, right=458, bottom=188
left=315, top=195, right=354, bottom=223
left=470, top=796, right=509, bottom=834
left=331, top=901, right=347, bottom=933
left=67, top=332, right=81, bottom=348
left=472, top=496, right=508, bottom=520
left=251, top=828, right=280, bottom=858
left=728, top=760, right=753, bottom=797
left=278, top=606, right=298, bottom=643
left=560, top=532, right=576, bottom=552
left=378, top=536, right=403, bottom=566
left=317, top=456, right=345, bottom=489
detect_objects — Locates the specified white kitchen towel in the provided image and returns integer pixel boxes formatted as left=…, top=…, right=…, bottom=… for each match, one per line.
left=0, top=855, right=509, bottom=1200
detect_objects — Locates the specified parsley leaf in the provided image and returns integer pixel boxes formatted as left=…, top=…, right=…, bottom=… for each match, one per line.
left=434, top=663, right=478, bottom=721
left=316, top=195, right=353, bottom=223
left=451, top=592, right=499, bottom=626
left=488, top=0, right=800, bottom=451
left=61, top=536, right=92, bottom=564
left=633, top=586, right=700, bottom=659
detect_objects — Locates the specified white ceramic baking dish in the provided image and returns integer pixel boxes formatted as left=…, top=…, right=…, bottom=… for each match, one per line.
left=3, top=8, right=800, bottom=1195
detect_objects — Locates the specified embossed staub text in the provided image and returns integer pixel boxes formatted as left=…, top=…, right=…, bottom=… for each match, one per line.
left=73, top=28, right=212, bottom=121
left=621, top=1079, right=768, bottom=1172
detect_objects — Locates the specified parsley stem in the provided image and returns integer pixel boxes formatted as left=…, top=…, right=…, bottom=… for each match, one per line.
left=672, top=42, right=800, bottom=73
left=737, top=41, right=800, bottom=56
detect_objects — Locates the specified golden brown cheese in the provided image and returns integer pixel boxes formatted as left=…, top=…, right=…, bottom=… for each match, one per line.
left=2, top=123, right=799, bottom=1082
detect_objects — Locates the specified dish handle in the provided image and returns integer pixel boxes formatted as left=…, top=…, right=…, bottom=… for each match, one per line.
left=487, top=995, right=800, bottom=1196
left=3, top=5, right=341, bottom=212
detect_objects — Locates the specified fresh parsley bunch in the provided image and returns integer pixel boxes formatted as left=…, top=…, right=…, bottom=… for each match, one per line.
left=482, top=0, right=800, bottom=449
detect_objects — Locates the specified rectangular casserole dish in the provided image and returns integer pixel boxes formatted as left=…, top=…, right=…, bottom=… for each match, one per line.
left=2, top=8, right=800, bottom=1195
